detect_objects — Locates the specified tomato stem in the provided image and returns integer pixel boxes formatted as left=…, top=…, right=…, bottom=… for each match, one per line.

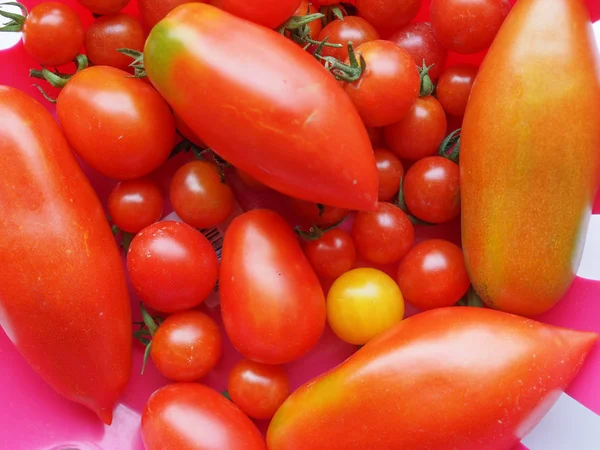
left=279, top=10, right=342, bottom=50
left=318, top=41, right=366, bottom=82
left=32, top=84, right=57, bottom=103
left=438, top=129, right=461, bottom=163
left=319, top=4, right=347, bottom=26
left=0, top=2, right=27, bottom=32
left=418, top=60, right=436, bottom=97
left=117, top=48, right=146, bottom=78
left=294, top=215, right=349, bottom=241
left=29, top=54, right=88, bottom=89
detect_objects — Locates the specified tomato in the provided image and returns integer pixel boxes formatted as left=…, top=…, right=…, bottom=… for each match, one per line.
left=84, top=13, right=145, bottom=71
left=374, top=148, right=403, bottom=202
left=212, top=0, right=301, bottom=29
left=351, top=202, right=414, bottom=265
left=145, top=4, right=378, bottom=211
left=174, top=112, right=207, bottom=148
left=461, top=0, right=600, bottom=316
left=317, top=16, right=379, bottom=61
left=384, top=96, right=447, bottom=161
left=365, top=126, right=384, bottom=147
left=291, top=1, right=321, bottom=40
left=436, top=64, right=478, bottom=117
left=220, top=209, right=326, bottom=364
left=78, top=0, right=129, bottom=15
left=291, top=198, right=349, bottom=228
left=327, top=268, right=404, bottom=345
left=268, top=307, right=598, bottom=450
left=303, top=228, right=356, bottom=279
left=142, top=383, right=266, bottom=450
left=0, top=87, right=131, bottom=425
left=170, top=160, right=236, bottom=229
left=228, top=359, right=290, bottom=420
left=431, top=0, right=511, bottom=54
left=150, top=310, right=222, bottom=381
left=355, top=0, right=420, bottom=32
left=388, top=22, right=447, bottom=80
left=236, top=168, right=268, bottom=190
left=140, top=0, right=207, bottom=29
left=397, top=240, right=469, bottom=310
left=107, top=177, right=163, bottom=233
left=57, top=66, right=175, bottom=180
left=127, top=221, right=219, bottom=313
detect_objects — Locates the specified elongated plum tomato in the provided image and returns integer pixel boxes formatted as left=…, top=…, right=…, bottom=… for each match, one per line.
left=267, top=307, right=598, bottom=450
left=127, top=221, right=219, bottom=313
left=144, top=3, right=377, bottom=211
left=140, top=0, right=208, bottom=29
left=211, top=0, right=301, bottom=29
left=0, top=87, right=131, bottom=425
left=57, top=66, right=175, bottom=180
left=78, top=0, right=129, bottom=15
left=174, top=112, right=206, bottom=148
left=142, top=383, right=266, bottom=450
left=317, top=16, right=379, bottom=61
left=108, top=177, right=163, bottom=233
left=374, top=148, right=404, bottom=202
left=436, top=64, right=478, bottom=117
left=303, top=228, right=356, bottom=279
left=220, top=209, right=326, bottom=364
left=355, top=0, right=421, bottom=31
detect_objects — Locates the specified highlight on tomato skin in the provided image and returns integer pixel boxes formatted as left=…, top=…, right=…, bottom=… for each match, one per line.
left=108, top=177, right=163, bottom=234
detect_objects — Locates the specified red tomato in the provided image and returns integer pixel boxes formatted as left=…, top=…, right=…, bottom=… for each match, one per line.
left=236, top=168, right=268, bottom=190
left=220, top=210, right=326, bottom=364
left=170, top=160, right=236, bottom=229
left=0, top=87, right=131, bottom=425
left=78, top=0, right=129, bottom=15
left=291, top=0, right=322, bottom=40
left=127, top=221, right=219, bottom=313
left=140, top=0, right=207, bottom=29
left=403, top=156, right=460, bottom=224
left=84, top=14, right=145, bottom=71
left=142, top=383, right=266, bottom=450
left=151, top=310, right=222, bottom=381
left=397, top=240, right=470, bottom=310
left=374, top=148, right=404, bottom=202
left=384, top=96, right=447, bottom=161
left=344, top=40, right=420, bottom=127
left=303, top=228, right=356, bottom=279
left=291, top=198, right=349, bottom=228
left=431, top=0, right=511, bottom=54
left=317, top=16, right=379, bottom=61
left=57, top=66, right=175, bottom=180
left=351, top=202, right=414, bottom=265
left=107, top=178, right=163, bottom=233
left=212, top=0, right=301, bottom=29
left=366, top=126, right=384, bottom=147
left=355, top=0, right=420, bottom=31
left=173, top=112, right=207, bottom=148
left=388, top=22, right=447, bottom=80
left=228, top=359, right=290, bottom=420
left=436, top=64, right=479, bottom=117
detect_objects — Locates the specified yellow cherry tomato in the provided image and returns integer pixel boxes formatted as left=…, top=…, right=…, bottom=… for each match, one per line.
left=326, top=268, right=404, bottom=345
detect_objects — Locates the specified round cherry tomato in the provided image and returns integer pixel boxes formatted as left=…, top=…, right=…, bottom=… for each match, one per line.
left=384, top=96, right=447, bottom=161
left=127, top=221, right=219, bottom=313
left=213, top=0, right=301, bottom=29
left=388, top=22, right=447, bottom=80
left=292, top=0, right=321, bottom=40
left=150, top=310, right=222, bottom=382
left=397, top=240, right=470, bottom=310
left=291, top=198, right=349, bottom=228
left=228, top=359, right=290, bottom=420
left=403, top=156, right=460, bottom=224
left=236, top=168, right=268, bottom=190
left=327, top=268, right=404, bottom=345
left=142, top=383, right=266, bottom=450
left=374, top=148, right=404, bottom=202
left=107, top=178, right=163, bottom=233
left=344, top=40, right=420, bottom=127
left=317, top=16, right=379, bottom=61
left=174, top=112, right=207, bottom=148
left=140, top=0, right=207, bottom=29
left=430, top=0, right=511, bottom=54
left=20, top=2, right=84, bottom=67
left=78, top=0, right=130, bottom=15
left=84, top=13, right=145, bottom=71
left=355, top=0, right=421, bottom=32
left=170, top=160, right=236, bottom=229
left=436, top=64, right=479, bottom=117
left=303, top=228, right=356, bottom=279
left=351, top=202, right=414, bottom=265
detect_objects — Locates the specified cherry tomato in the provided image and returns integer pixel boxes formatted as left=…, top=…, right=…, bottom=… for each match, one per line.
left=142, top=383, right=266, bottom=450
left=150, top=310, right=222, bottom=382
left=170, top=160, right=236, bottom=229
left=236, top=168, right=268, bottom=190
left=403, top=156, right=460, bottom=224
left=374, top=148, right=404, bottom=202
left=351, top=202, right=414, bottom=265
left=213, top=0, right=301, bottom=29
left=127, top=221, right=219, bottom=313
left=355, top=0, right=421, bottom=32
left=303, top=228, right=356, bottom=279
left=436, top=64, right=479, bottom=117
left=174, top=112, right=207, bottom=148
left=384, top=96, right=447, bottom=161
left=140, top=0, right=207, bottom=29
left=107, top=178, right=163, bottom=234
left=84, top=14, right=145, bottom=71
left=291, top=198, right=349, bottom=228
left=366, top=126, right=384, bottom=147
left=327, top=268, right=404, bottom=345
left=78, top=0, right=130, bottom=15
left=292, top=0, right=322, bottom=40
left=430, top=0, right=511, bottom=54
left=228, top=359, right=290, bottom=420
left=317, top=16, right=379, bottom=61
left=388, top=22, right=447, bottom=80
left=397, top=239, right=470, bottom=311
left=344, top=40, right=420, bottom=127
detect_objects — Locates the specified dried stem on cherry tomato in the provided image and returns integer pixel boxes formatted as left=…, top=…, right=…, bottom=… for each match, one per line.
left=279, top=10, right=342, bottom=51
left=117, top=48, right=146, bottom=78
left=29, top=53, right=89, bottom=89
left=438, top=129, right=461, bottom=163
left=294, top=215, right=349, bottom=241
left=319, top=4, right=347, bottom=26
left=0, top=2, right=27, bottom=32
left=419, top=60, right=436, bottom=97
left=318, top=41, right=366, bottom=82
left=396, top=178, right=435, bottom=226
left=133, top=303, right=164, bottom=374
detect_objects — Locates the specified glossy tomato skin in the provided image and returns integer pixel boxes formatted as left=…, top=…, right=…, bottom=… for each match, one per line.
left=461, top=0, right=600, bottom=316
left=145, top=4, right=378, bottom=211
left=22, top=2, right=84, bottom=67
left=317, top=16, right=379, bottom=61
left=374, top=148, right=404, bottom=201
left=268, top=307, right=598, bottom=450
left=437, top=64, right=478, bottom=117
left=303, top=228, right=356, bottom=279
left=220, top=209, right=326, bottom=364
left=78, top=0, right=129, bottom=15
left=108, top=178, right=163, bottom=233
left=174, top=112, right=207, bottom=148
left=127, top=221, right=219, bottom=313
left=212, top=0, right=300, bottom=29
left=57, top=66, right=175, bottom=180
left=355, top=0, right=420, bottom=32
left=142, top=383, right=266, bottom=450
left=140, top=0, right=207, bottom=29
left=0, top=87, right=131, bottom=425
left=291, top=198, right=349, bottom=228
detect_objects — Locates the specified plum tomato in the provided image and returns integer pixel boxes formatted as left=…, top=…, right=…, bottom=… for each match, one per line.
left=236, top=168, right=268, bottom=190
left=291, top=198, right=349, bottom=228
left=374, top=148, right=404, bottom=202
left=355, top=0, right=421, bottom=32
left=107, top=177, right=163, bottom=234
left=317, top=16, right=379, bottom=61
left=173, top=112, right=207, bottom=148
left=436, top=64, right=479, bottom=117
left=303, top=228, right=356, bottom=279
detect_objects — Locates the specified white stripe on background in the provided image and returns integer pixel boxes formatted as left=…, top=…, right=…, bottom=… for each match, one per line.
left=578, top=215, right=600, bottom=281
